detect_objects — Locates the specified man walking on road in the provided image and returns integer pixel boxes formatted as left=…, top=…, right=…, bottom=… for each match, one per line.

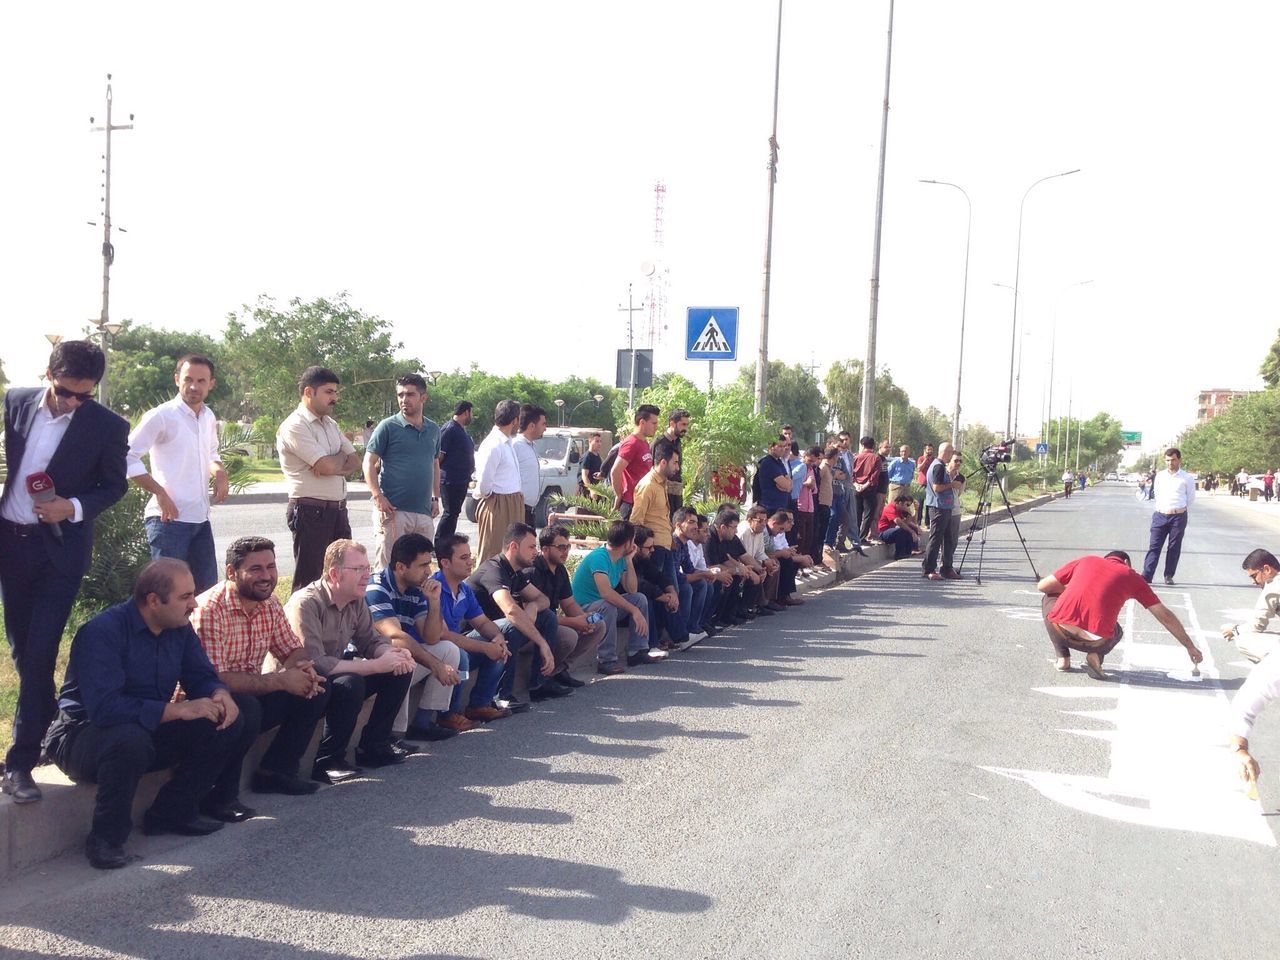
left=277, top=367, right=360, bottom=592
left=1037, top=549, right=1202, bottom=680
left=127, top=353, right=229, bottom=593
left=1222, top=549, right=1280, bottom=663
left=436, top=401, right=475, bottom=542
left=472, top=400, right=524, bottom=564
left=363, top=374, right=441, bottom=571
left=1142, top=447, right=1196, bottom=585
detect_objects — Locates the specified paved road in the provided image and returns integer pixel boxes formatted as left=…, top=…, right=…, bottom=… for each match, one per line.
left=210, top=499, right=479, bottom=580
left=4, top=485, right=1280, bottom=958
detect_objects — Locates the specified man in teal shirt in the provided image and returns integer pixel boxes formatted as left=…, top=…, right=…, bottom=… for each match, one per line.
left=364, top=374, right=441, bottom=570
left=570, top=520, right=665, bottom=674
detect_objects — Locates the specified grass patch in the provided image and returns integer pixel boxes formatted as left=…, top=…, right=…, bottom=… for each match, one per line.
left=0, top=574, right=295, bottom=758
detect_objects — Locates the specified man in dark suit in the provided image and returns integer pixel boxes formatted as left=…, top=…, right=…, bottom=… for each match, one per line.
left=0, top=340, right=129, bottom=803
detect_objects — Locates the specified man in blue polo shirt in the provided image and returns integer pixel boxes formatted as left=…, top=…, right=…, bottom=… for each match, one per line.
left=365, top=533, right=461, bottom=743
left=364, top=374, right=441, bottom=571
left=430, top=533, right=517, bottom=730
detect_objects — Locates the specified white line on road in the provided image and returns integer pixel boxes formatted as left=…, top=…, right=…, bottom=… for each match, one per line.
left=984, top=592, right=1274, bottom=846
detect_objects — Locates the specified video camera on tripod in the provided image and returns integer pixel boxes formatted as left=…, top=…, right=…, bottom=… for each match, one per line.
left=978, top=439, right=1016, bottom=472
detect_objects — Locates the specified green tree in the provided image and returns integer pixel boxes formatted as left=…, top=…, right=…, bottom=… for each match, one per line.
left=1261, top=328, right=1280, bottom=387
left=222, top=294, right=419, bottom=427
left=1179, top=390, right=1280, bottom=475
left=101, top=319, right=232, bottom=418
left=735, top=361, right=828, bottom=443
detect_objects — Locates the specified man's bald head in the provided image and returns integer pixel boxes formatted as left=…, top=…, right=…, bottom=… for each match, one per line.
left=938, top=441, right=955, bottom=461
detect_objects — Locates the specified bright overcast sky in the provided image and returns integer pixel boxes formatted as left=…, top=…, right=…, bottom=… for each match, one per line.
left=3, top=1, right=1276, bottom=457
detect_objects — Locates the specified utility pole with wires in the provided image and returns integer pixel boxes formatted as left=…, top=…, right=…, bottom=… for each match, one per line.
left=617, top=284, right=646, bottom=411
left=88, top=74, right=133, bottom=408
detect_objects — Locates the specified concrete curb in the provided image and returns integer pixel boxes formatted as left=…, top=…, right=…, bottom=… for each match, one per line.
left=0, top=488, right=1063, bottom=879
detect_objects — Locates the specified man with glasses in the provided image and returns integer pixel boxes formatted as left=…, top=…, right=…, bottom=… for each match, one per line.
left=364, top=374, right=442, bottom=571
left=1, top=339, right=128, bottom=805
left=1221, top=549, right=1280, bottom=663
left=1036, top=549, right=1202, bottom=680
left=525, top=525, right=605, bottom=685
left=1142, top=447, right=1197, bottom=585
left=277, top=366, right=361, bottom=592
left=285, top=539, right=416, bottom=784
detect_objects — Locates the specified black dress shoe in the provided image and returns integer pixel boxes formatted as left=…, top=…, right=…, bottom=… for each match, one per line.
left=553, top=671, right=586, bottom=688
left=530, top=679, right=573, bottom=701
left=251, top=769, right=321, bottom=795
left=199, top=798, right=258, bottom=823
left=1, top=769, right=42, bottom=804
left=1164, top=576, right=1175, bottom=585
left=596, top=662, right=626, bottom=675
left=141, top=812, right=226, bottom=837
left=402, top=723, right=459, bottom=742
left=354, top=745, right=408, bottom=768
left=766, top=602, right=787, bottom=612
left=493, top=697, right=532, bottom=714
left=85, top=834, right=133, bottom=870
left=627, top=649, right=669, bottom=666
left=755, top=606, right=776, bottom=616
left=701, top=623, right=719, bottom=637
left=311, top=763, right=364, bottom=785
left=389, top=740, right=420, bottom=756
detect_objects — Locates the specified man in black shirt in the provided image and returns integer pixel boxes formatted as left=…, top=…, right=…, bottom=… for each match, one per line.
left=705, top=508, right=765, bottom=627
left=525, top=525, right=602, bottom=687
left=632, top=524, right=694, bottom=650
left=436, top=401, right=475, bottom=541
left=579, top=433, right=604, bottom=498
left=467, top=521, right=568, bottom=703
left=656, top=409, right=690, bottom=515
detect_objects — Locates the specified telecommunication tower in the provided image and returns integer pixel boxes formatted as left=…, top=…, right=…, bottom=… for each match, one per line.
left=642, top=180, right=670, bottom=347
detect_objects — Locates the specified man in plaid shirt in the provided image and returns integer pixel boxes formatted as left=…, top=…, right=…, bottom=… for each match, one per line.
left=192, top=536, right=331, bottom=807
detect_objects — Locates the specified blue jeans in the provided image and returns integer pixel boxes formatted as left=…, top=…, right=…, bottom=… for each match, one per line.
left=492, top=609, right=558, bottom=699
left=448, top=633, right=508, bottom=714
left=586, top=593, right=651, bottom=664
left=701, top=581, right=722, bottom=629
left=653, top=580, right=693, bottom=644
left=685, top=578, right=710, bottom=635
left=144, top=518, right=218, bottom=593
left=826, top=492, right=845, bottom=547
left=880, top=525, right=914, bottom=559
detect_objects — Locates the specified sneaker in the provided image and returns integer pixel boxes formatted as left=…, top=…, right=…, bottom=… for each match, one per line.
left=627, top=649, right=669, bottom=666
left=674, top=633, right=702, bottom=651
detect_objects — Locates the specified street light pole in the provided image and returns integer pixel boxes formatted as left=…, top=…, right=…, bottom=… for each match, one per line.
left=1046, top=279, right=1093, bottom=463
left=919, top=178, right=970, bottom=447
left=859, top=0, right=896, bottom=440
left=755, top=0, right=784, bottom=416
left=1006, top=168, right=1079, bottom=438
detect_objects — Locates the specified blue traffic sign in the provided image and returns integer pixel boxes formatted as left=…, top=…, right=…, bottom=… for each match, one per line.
left=1035, top=443, right=1049, bottom=455
left=686, top=307, right=738, bottom=360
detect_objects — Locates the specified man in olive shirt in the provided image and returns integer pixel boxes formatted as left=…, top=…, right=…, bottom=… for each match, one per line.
left=277, top=366, right=361, bottom=592
left=285, top=539, right=416, bottom=783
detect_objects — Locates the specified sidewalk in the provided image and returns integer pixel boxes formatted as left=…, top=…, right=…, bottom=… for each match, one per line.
left=227, top=480, right=372, bottom=505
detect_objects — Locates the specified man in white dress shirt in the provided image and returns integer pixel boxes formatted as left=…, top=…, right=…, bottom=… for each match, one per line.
left=1142, top=447, right=1197, bottom=585
left=127, top=354, right=229, bottom=592
left=473, top=400, right=524, bottom=564
left=512, top=404, right=547, bottom=529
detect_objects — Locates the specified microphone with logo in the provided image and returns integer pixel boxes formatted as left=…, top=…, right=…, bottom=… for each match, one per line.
left=26, top=472, right=63, bottom=541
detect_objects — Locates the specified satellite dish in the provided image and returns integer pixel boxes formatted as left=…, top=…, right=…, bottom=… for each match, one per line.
left=640, top=260, right=656, bottom=277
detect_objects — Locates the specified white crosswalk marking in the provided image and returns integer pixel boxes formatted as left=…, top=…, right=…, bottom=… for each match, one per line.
left=984, top=592, right=1274, bottom=845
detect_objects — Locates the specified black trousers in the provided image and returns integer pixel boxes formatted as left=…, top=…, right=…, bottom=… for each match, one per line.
left=207, top=688, right=332, bottom=805
left=315, top=671, right=411, bottom=769
left=0, top=529, right=84, bottom=773
left=856, top=489, right=879, bottom=540
left=437, top=481, right=470, bottom=541
left=777, top=557, right=799, bottom=599
left=923, top=508, right=956, bottom=574
left=286, top=500, right=351, bottom=594
left=56, top=715, right=246, bottom=846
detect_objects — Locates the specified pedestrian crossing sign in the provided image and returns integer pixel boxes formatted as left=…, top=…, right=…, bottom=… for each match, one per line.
left=686, top=307, right=738, bottom=360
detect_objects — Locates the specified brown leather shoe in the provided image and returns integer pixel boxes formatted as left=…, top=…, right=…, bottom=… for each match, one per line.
left=464, top=705, right=512, bottom=723
left=781, top=597, right=805, bottom=606
left=436, top=713, right=477, bottom=732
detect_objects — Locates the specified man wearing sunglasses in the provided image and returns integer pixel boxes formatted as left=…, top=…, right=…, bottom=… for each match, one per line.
left=1, top=340, right=129, bottom=805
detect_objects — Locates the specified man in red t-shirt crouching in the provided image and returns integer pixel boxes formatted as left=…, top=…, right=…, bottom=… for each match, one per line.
left=1036, top=550, right=1203, bottom=680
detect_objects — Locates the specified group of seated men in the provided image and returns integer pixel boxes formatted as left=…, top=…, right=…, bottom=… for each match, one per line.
left=43, top=498, right=821, bottom=870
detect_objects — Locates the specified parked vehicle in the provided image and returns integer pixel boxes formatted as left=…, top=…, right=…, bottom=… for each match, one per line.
left=464, top=427, right=614, bottom=526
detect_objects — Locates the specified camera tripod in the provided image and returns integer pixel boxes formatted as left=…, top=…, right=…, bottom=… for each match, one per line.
left=957, top=465, right=1040, bottom=584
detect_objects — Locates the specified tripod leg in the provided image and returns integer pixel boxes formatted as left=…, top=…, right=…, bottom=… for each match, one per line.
left=958, top=474, right=994, bottom=571
left=993, top=469, right=1042, bottom=580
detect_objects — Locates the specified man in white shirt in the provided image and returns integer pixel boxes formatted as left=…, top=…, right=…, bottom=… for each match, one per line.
left=1222, top=549, right=1280, bottom=663
left=276, top=366, right=361, bottom=593
left=472, top=400, right=524, bottom=564
left=512, top=404, right=547, bottom=529
left=1228, top=646, right=1280, bottom=793
left=738, top=504, right=783, bottom=612
left=1141, top=447, right=1197, bottom=585
left=127, top=354, right=229, bottom=592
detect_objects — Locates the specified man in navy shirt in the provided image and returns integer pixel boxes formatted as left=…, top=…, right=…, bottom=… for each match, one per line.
left=436, top=401, right=476, bottom=541
left=755, top=436, right=793, bottom=513
left=43, top=559, right=247, bottom=869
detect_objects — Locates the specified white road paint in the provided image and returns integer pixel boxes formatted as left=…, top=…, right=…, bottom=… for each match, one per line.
left=985, top=592, right=1275, bottom=846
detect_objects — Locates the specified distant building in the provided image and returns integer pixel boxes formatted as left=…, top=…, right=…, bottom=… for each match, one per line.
left=1197, top=388, right=1255, bottom=423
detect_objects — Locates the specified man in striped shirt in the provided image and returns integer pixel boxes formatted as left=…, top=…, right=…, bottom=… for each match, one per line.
left=192, top=537, right=331, bottom=809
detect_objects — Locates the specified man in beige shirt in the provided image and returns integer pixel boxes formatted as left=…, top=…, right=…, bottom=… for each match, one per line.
left=285, top=539, right=415, bottom=784
left=277, top=366, right=361, bottom=593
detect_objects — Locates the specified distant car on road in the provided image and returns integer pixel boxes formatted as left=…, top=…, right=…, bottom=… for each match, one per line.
left=1106, top=472, right=1119, bottom=482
